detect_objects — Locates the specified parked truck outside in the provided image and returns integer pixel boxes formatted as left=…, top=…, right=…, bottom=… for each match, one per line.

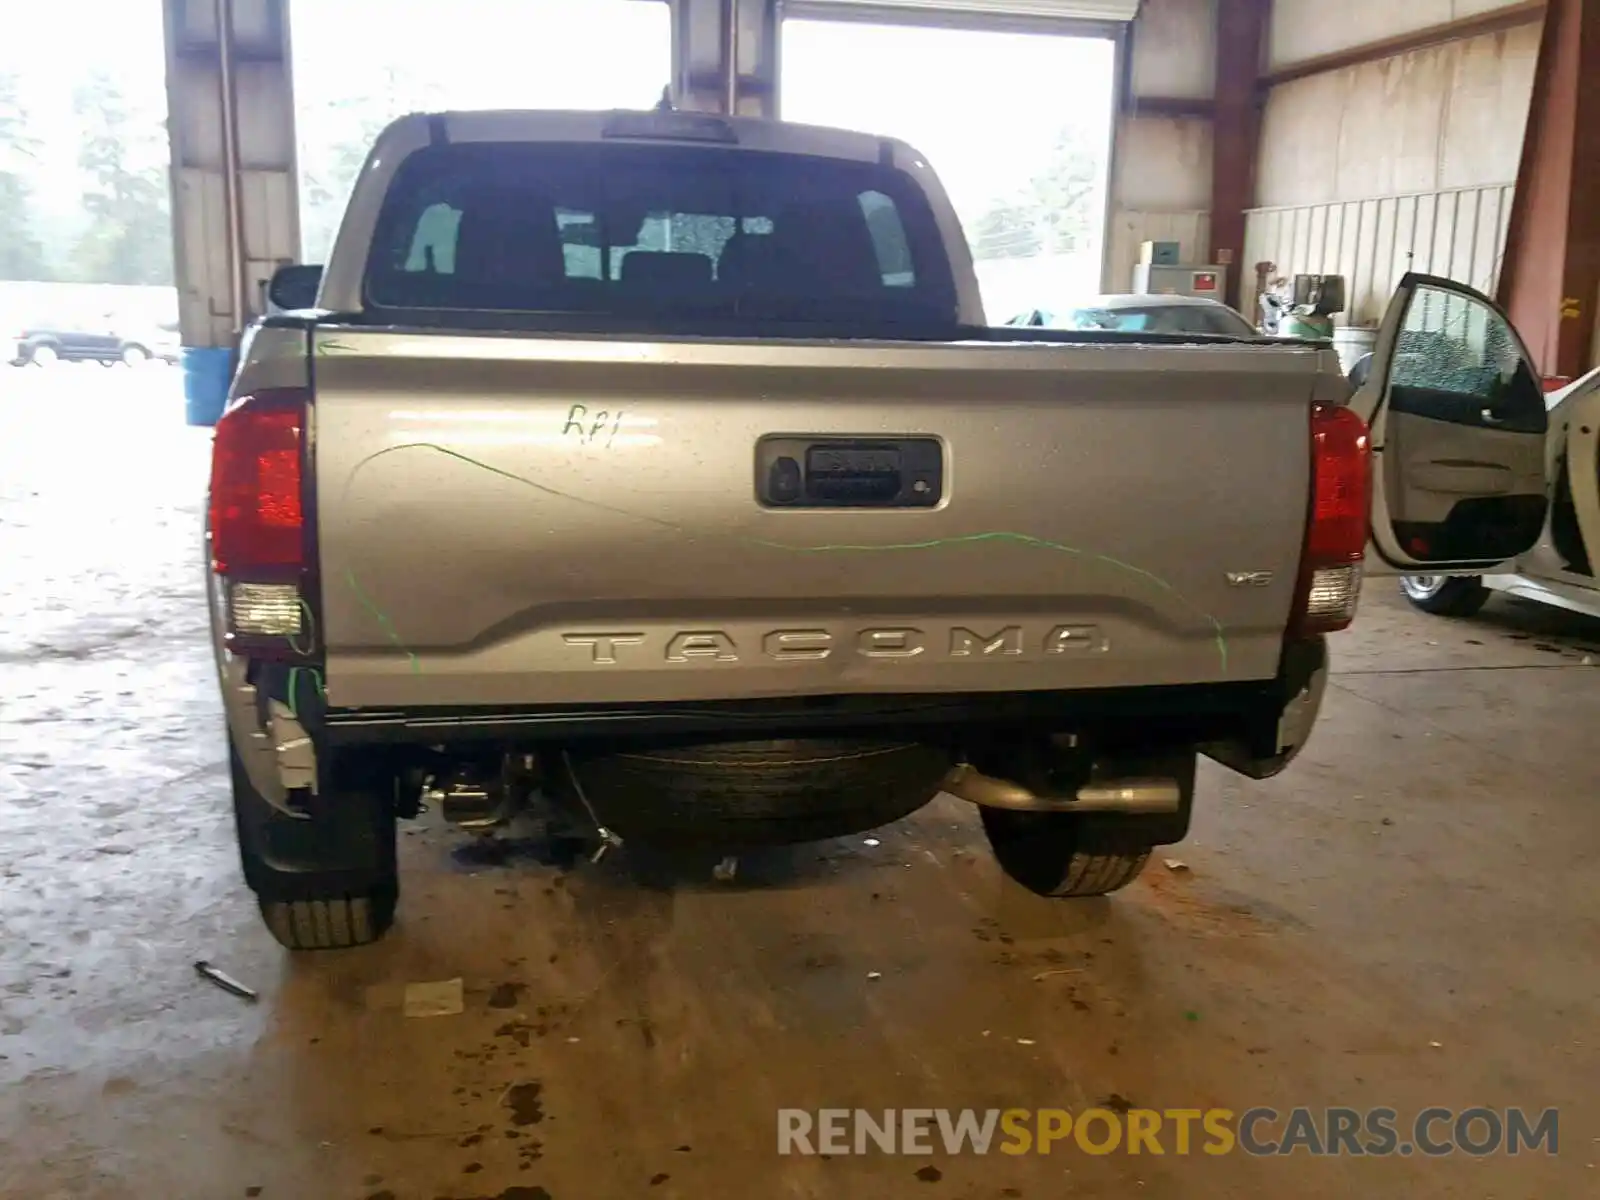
left=208, top=108, right=1556, bottom=949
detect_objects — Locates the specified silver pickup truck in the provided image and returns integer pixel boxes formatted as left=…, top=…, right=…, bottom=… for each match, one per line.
left=210, top=108, right=1557, bottom=949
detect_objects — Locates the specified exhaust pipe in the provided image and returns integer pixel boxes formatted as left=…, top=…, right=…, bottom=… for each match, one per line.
left=941, top=762, right=1181, bottom=815
left=426, top=765, right=515, bottom=831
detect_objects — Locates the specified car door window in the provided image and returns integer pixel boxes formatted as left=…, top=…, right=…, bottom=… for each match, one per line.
left=1389, top=285, right=1544, bottom=434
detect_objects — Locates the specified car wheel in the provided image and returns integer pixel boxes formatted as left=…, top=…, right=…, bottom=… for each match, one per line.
left=980, top=808, right=1153, bottom=897
left=230, top=740, right=399, bottom=950
left=30, top=345, right=57, bottom=367
left=1400, top=574, right=1490, bottom=617
left=121, top=344, right=151, bottom=367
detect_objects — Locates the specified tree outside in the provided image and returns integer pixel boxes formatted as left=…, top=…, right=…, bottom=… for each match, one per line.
left=298, top=66, right=446, bottom=264
left=0, top=72, right=53, bottom=282
left=71, top=70, right=172, bottom=286
left=0, top=67, right=173, bottom=287
left=967, top=123, right=1104, bottom=264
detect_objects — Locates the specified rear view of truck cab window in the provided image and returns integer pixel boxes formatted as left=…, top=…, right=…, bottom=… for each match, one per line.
left=365, top=141, right=957, bottom=329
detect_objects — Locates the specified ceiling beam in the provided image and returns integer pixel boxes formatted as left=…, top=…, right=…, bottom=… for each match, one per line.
left=1120, top=95, right=1215, bottom=119
left=1261, top=0, right=1545, bottom=89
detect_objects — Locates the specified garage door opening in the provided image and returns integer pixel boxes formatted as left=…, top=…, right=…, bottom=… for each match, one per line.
left=0, top=0, right=177, bottom=351
left=289, top=0, right=670, bottom=263
left=780, top=18, right=1115, bottom=323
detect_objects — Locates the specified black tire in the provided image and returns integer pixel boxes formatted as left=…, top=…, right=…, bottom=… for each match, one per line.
left=230, top=741, right=398, bottom=950
left=557, top=737, right=952, bottom=847
left=980, top=808, right=1153, bottom=898
left=259, top=894, right=396, bottom=951
left=1400, top=575, right=1490, bottom=617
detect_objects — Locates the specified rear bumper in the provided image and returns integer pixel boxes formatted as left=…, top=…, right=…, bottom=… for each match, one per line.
left=319, top=678, right=1276, bottom=749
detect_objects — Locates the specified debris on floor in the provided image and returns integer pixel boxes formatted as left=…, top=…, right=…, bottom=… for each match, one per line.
left=402, top=977, right=465, bottom=1018
left=713, top=855, right=739, bottom=882
left=193, top=960, right=257, bottom=1002
left=1162, top=858, right=1190, bottom=873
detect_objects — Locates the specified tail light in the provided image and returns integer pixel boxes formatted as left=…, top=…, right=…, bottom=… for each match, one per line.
left=208, top=388, right=314, bottom=658
left=1290, top=402, right=1371, bottom=635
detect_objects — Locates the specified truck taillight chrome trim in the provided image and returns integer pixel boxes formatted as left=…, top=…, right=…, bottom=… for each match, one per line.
left=1291, top=403, right=1371, bottom=636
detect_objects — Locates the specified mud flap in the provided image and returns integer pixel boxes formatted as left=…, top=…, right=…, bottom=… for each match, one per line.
left=229, top=739, right=396, bottom=902
left=1201, top=637, right=1328, bottom=780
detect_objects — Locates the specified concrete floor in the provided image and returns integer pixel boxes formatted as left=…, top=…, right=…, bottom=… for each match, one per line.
left=2, top=372, right=1597, bottom=1200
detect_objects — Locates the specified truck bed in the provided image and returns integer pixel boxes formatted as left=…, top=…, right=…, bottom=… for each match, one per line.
left=308, top=325, right=1324, bottom=709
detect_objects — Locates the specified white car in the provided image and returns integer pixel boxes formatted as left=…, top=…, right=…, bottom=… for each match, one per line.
left=1396, top=363, right=1600, bottom=621
left=1005, top=293, right=1259, bottom=338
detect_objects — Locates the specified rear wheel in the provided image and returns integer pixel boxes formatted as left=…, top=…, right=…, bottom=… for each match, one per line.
left=557, top=737, right=952, bottom=846
left=1400, top=574, right=1489, bottom=617
left=121, top=344, right=150, bottom=367
left=29, top=344, right=57, bottom=367
left=980, top=808, right=1153, bottom=897
left=230, top=741, right=398, bottom=950
left=258, top=893, right=396, bottom=951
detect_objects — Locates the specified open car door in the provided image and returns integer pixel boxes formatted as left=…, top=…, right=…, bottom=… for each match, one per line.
left=1351, top=273, right=1552, bottom=575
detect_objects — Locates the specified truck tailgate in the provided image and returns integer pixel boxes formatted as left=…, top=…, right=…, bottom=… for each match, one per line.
left=310, top=329, right=1322, bottom=709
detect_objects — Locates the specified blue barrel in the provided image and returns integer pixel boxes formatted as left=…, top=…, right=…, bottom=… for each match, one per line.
left=182, top=345, right=236, bottom=427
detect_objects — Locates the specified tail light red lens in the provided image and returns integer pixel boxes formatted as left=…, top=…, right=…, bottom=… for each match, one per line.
left=208, top=390, right=308, bottom=576
left=1291, top=402, right=1371, bottom=635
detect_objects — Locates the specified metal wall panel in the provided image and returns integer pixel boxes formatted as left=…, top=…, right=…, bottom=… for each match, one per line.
left=1103, top=109, right=1212, bottom=290
left=1129, top=0, right=1216, bottom=98
left=1267, top=0, right=1532, bottom=69
left=1255, top=24, right=1538, bottom=209
left=163, top=0, right=299, bottom=349
left=787, top=0, right=1139, bottom=26
left=1099, top=1, right=1221, bottom=289
left=1107, top=209, right=1210, bottom=291
left=1243, top=184, right=1515, bottom=324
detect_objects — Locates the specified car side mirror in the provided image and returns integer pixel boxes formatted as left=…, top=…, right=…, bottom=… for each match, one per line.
left=267, top=264, right=323, bottom=311
left=1346, top=351, right=1372, bottom=391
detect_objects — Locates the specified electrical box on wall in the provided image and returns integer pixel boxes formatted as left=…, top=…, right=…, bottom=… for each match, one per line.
left=1132, top=263, right=1229, bottom=299
left=1138, top=240, right=1181, bottom=266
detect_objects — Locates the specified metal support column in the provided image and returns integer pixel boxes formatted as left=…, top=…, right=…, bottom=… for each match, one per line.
left=671, top=0, right=782, bottom=117
left=1496, top=0, right=1600, bottom=381
left=163, top=0, right=300, bottom=425
left=1209, top=0, right=1269, bottom=311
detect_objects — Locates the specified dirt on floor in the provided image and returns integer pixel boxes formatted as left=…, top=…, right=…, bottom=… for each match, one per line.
left=1, top=371, right=1597, bottom=1199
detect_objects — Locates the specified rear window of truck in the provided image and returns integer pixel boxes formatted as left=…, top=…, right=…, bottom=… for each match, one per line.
left=363, top=141, right=960, bottom=331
